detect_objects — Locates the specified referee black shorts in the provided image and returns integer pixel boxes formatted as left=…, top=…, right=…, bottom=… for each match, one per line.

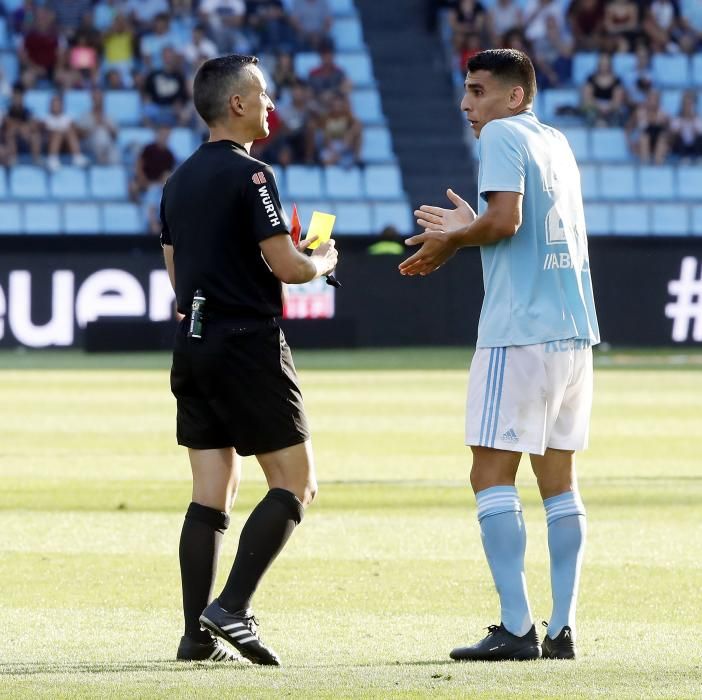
left=170, top=317, right=310, bottom=456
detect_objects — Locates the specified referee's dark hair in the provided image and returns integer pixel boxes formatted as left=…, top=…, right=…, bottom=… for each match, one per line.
left=467, top=49, right=537, bottom=106
left=193, top=54, right=259, bottom=126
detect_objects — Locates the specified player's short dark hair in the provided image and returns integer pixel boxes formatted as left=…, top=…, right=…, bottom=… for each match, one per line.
left=466, top=49, right=537, bottom=106
left=193, top=54, right=259, bottom=126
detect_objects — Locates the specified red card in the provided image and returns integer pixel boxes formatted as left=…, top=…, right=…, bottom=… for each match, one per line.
left=290, top=204, right=301, bottom=246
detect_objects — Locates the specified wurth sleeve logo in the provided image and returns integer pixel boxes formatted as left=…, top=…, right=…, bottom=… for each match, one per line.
left=252, top=171, right=267, bottom=185
left=257, top=185, right=281, bottom=227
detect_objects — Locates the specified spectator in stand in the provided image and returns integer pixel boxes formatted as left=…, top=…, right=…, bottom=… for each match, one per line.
left=602, top=0, right=641, bottom=52
left=272, top=51, right=299, bottom=107
left=102, top=13, right=136, bottom=84
left=77, top=89, right=120, bottom=165
left=125, top=0, right=170, bottom=32
left=533, top=14, right=574, bottom=88
left=290, top=0, right=332, bottom=51
left=567, top=0, right=605, bottom=51
left=274, top=80, right=317, bottom=164
left=501, top=27, right=533, bottom=53
left=19, top=6, right=65, bottom=87
left=523, top=0, right=564, bottom=54
left=580, top=52, right=628, bottom=126
left=643, top=0, right=698, bottom=53
left=140, top=13, right=179, bottom=71
left=141, top=46, right=190, bottom=127
left=670, top=91, right=702, bottom=161
left=0, top=84, right=42, bottom=166
left=183, top=24, right=218, bottom=71
left=308, top=42, right=351, bottom=97
left=129, top=124, right=175, bottom=200
left=198, top=0, right=249, bottom=53
left=449, top=0, right=487, bottom=43
left=318, top=92, right=362, bottom=167
left=626, top=89, right=670, bottom=164
left=104, top=67, right=128, bottom=89
left=50, top=0, right=94, bottom=38
left=247, top=0, right=295, bottom=53
left=94, top=0, right=122, bottom=32
left=486, top=0, right=523, bottom=48
left=9, top=0, right=35, bottom=36
left=621, top=41, right=653, bottom=105
left=64, top=13, right=102, bottom=88
left=43, top=93, right=89, bottom=171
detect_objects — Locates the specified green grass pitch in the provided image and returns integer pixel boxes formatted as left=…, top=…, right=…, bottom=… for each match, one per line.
left=1, top=348, right=701, bottom=699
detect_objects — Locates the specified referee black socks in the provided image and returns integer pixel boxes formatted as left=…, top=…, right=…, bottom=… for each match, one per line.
left=179, top=502, right=230, bottom=643
left=218, top=488, right=304, bottom=613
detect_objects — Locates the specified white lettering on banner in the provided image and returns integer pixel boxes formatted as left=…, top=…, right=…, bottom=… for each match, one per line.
left=0, top=269, right=177, bottom=348
left=149, top=270, right=176, bottom=321
left=665, top=256, right=702, bottom=342
left=9, top=270, right=75, bottom=347
left=283, top=277, right=335, bottom=319
left=75, top=270, right=146, bottom=327
left=257, top=185, right=281, bottom=227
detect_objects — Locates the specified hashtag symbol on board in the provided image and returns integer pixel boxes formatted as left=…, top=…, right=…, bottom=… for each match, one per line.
left=665, top=257, right=702, bottom=342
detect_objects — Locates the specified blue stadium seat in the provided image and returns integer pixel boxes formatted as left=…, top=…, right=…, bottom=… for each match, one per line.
left=364, top=164, right=403, bottom=199
left=295, top=201, right=336, bottom=232
left=691, top=205, right=702, bottom=235
left=116, top=126, right=154, bottom=152
left=0, top=168, right=6, bottom=198
left=584, top=202, right=610, bottom=235
left=0, top=18, right=8, bottom=49
left=89, top=165, right=128, bottom=199
left=561, top=126, right=589, bottom=160
left=324, top=166, right=363, bottom=200
left=361, top=126, right=394, bottom=163
left=334, top=202, right=373, bottom=234
left=336, top=53, right=374, bottom=87
left=24, top=90, right=51, bottom=119
left=0, top=52, right=19, bottom=84
left=49, top=167, right=88, bottom=199
left=572, top=53, right=598, bottom=85
left=64, top=203, right=101, bottom=234
left=23, top=203, right=62, bottom=234
left=652, top=54, right=690, bottom=88
left=612, top=203, right=649, bottom=234
left=328, top=0, right=356, bottom=15
left=293, top=52, right=320, bottom=79
left=10, top=166, right=48, bottom=199
left=330, top=17, right=364, bottom=51
left=661, top=89, right=683, bottom=116
left=0, top=203, right=22, bottom=234
left=579, top=164, right=598, bottom=200
left=104, top=90, right=141, bottom=126
left=373, top=201, right=414, bottom=234
left=64, top=90, right=92, bottom=119
left=169, top=128, right=195, bottom=161
left=639, top=165, right=675, bottom=200
left=591, top=128, right=630, bottom=161
left=350, top=89, right=384, bottom=125
left=612, top=52, right=637, bottom=82
left=651, top=203, right=689, bottom=235
left=540, top=88, right=579, bottom=123
left=102, top=203, right=143, bottom=233
left=692, top=53, right=702, bottom=87
left=676, top=165, right=702, bottom=199
left=598, top=165, right=636, bottom=200
left=285, top=166, right=323, bottom=199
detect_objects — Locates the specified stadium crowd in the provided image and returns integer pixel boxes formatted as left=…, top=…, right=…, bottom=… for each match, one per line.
left=0, top=0, right=363, bottom=232
left=438, top=0, right=702, bottom=162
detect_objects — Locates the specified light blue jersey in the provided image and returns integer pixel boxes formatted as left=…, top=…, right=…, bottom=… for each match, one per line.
left=476, top=110, right=600, bottom=348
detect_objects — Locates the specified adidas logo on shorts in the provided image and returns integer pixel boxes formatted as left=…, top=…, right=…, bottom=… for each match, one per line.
left=502, top=428, right=519, bottom=443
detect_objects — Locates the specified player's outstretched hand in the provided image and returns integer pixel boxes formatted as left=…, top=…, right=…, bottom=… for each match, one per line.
left=398, top=230, right=457, bottom=277
left=414, top=188, right=476, bottom=232
left=311, top=239, right=338, bottom=276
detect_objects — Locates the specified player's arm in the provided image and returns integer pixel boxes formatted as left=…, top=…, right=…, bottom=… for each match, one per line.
left=163, top=244, right=175, bottom=291
left=159, top=187, right=176, bottom=291
left=260, top=234, right=337, bottom=284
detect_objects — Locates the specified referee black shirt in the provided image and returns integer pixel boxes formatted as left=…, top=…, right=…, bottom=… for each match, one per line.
left=160, top=139, right=289, bottom=318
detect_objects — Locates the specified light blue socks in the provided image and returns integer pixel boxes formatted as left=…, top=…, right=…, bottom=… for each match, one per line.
left=476, top=486, right=533, bottom=637
left=544, top=491, right=587, bottom=639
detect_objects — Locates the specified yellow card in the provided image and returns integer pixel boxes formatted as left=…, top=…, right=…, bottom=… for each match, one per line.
left=304, top=211, right=336, bottom=250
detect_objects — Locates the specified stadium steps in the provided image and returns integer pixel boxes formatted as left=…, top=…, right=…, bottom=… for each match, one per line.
left=354, top=0, right=475, bottom=211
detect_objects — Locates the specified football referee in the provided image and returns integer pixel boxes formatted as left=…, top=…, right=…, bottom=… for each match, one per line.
left=160, top=54, right=338, bottom=666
